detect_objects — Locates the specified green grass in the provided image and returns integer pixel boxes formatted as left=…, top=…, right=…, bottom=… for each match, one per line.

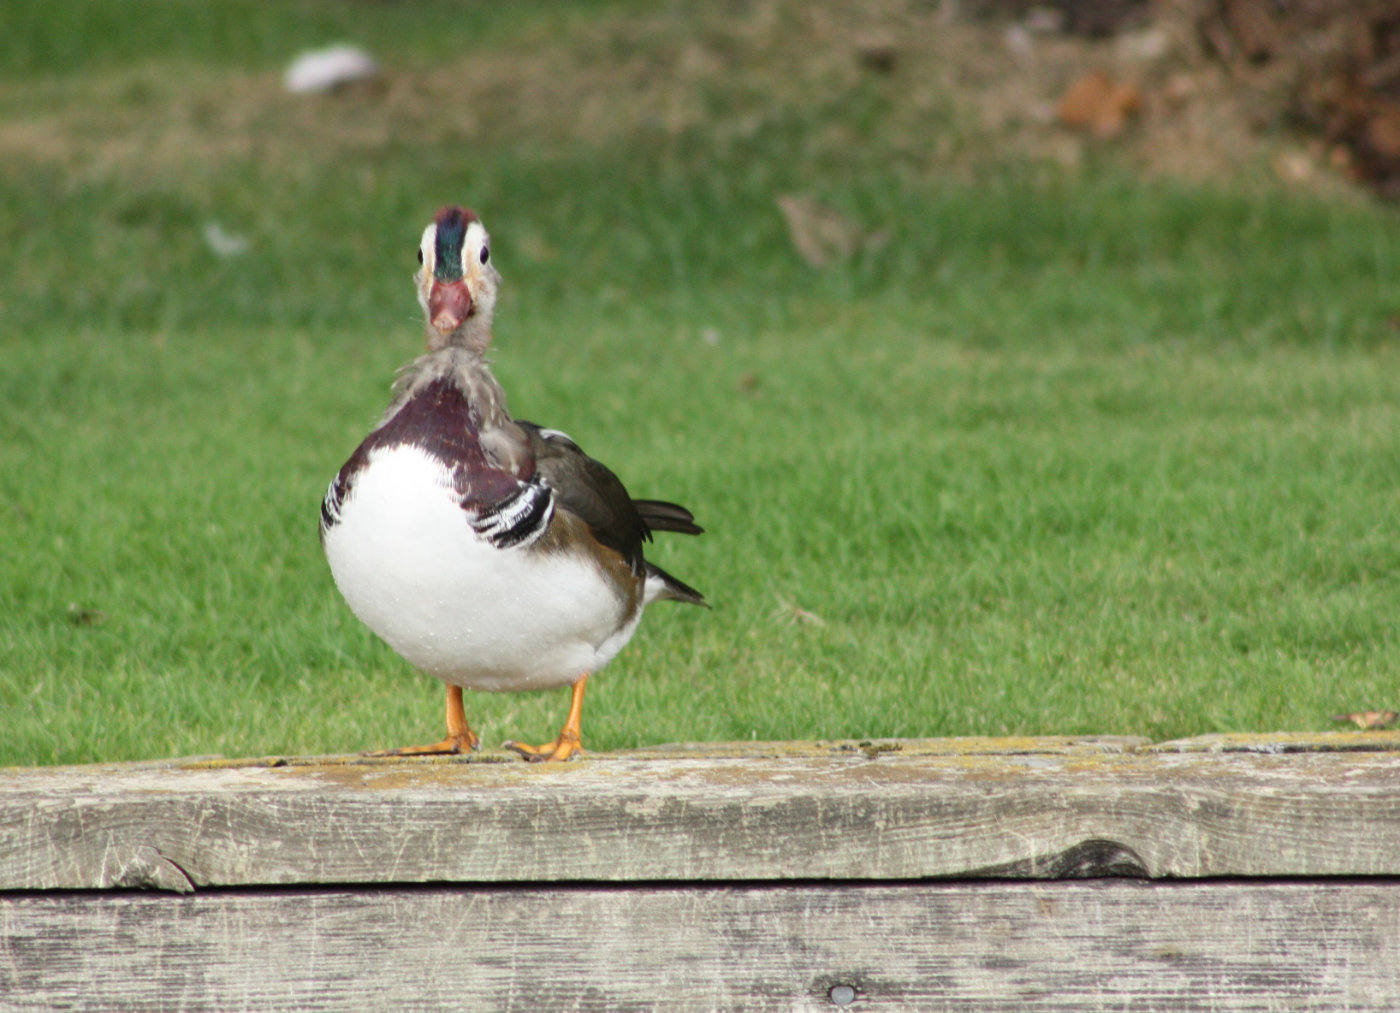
left=3, top=1, right=1400, bottom=766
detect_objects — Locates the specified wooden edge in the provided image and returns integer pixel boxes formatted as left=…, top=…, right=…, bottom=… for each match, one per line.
left=11, top=730, right=1397, bottom=778
left=1149, top=730, right=1400, bottom=753
left=3, top=738, right=1400, bottom=891
left=168, top=734, right=1152, bottom=772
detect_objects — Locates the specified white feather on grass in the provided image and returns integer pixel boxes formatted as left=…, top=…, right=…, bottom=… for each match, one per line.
left=284, top=45, right=379, bottom=94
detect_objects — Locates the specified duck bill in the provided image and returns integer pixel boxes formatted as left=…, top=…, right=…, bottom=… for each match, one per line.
left=428, top=279, right=472, bottom=334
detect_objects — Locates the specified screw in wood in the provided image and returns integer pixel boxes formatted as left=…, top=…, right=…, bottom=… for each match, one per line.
left=829, top=983, right=857, bottom=1006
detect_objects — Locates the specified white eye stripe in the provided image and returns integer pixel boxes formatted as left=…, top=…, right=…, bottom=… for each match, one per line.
left=418, top=223, right=435, bottom=270
left=464, top=221, right=489, bottom=271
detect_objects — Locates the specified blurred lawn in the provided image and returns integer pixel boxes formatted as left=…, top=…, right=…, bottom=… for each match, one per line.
left=3, top=1, right=1399, bottom=766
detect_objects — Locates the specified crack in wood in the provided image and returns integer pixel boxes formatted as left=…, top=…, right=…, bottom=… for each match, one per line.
left=107, top=845, right=195, bottom=894
left=965, top=838, right=1150, bottom=879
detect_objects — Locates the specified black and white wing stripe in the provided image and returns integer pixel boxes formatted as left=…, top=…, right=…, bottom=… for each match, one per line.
left=468, top=479, right=555, bottom=549
left=319, top=472, right=349, bottom=540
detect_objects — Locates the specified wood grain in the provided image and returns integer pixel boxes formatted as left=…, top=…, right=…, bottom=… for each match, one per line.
left=3, top=736, right=1399, bottom=891
left=2, top=880, right=1396, bottom=1010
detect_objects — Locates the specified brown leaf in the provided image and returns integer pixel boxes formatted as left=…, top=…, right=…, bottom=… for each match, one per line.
left=1056, top=70, right=1141, bottom=138
left=776, top=194, right=861, bottom=268
left=1331, top=710, right=1399, bottom=730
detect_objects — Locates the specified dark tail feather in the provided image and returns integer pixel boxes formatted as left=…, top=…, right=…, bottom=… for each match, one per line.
left=634, top=499, right=703, bottom=536
left=646, top=562, right=708, bottom=607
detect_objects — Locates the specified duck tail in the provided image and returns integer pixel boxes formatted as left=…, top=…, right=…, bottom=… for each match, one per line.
left=634, top=499, right=704, bottom=536
left=644, top=562, right=708, bottom=607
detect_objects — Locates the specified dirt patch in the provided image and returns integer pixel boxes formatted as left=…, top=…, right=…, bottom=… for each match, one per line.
left=1193, top=0, right=1400, bottom=199
left=0, top=0, right=1387, bottom=200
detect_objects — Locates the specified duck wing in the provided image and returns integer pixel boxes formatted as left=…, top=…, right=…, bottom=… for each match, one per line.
left=516, top=421, right=651, bottom=575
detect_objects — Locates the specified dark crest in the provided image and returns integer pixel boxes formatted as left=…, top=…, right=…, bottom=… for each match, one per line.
left=432, top=205, right=479, bottom=282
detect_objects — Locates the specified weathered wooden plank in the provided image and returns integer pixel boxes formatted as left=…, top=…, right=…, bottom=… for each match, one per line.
left=1152, top=730, right=1400, bottom=754
left=2, top=880, right=1397, bottom=1010
left=612, top=734, right=1151, bottom=758
left=3, top=737, right=1399, bottom=890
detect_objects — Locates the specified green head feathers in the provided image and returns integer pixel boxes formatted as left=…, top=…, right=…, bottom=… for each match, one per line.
left=432, top=205, right=478, bottom=282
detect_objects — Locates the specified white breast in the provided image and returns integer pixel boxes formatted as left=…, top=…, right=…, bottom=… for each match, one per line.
left=322, top=444, right=640, bottom=691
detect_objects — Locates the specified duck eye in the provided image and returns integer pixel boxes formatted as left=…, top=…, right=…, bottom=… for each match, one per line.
left=416, top=248, right=424, bottom=265
left=479, top=245, right=489, bottom=265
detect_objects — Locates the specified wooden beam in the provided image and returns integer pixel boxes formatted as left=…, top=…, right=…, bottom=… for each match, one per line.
left=3, top=880, right=1397, bottom=1008
left=3, top=735, right=1399, bottom=891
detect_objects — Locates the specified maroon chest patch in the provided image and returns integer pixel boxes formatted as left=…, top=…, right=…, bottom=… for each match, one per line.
left=321, top=376, right=528, bottom=536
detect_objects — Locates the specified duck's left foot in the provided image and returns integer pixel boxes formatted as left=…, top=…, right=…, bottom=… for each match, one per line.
left=505, top=673, right=590, bottom=763
left=504, top=730, right=583, bottom=763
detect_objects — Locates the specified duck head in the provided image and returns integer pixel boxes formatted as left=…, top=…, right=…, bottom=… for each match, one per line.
left=415, top=205, right=500, bottom=352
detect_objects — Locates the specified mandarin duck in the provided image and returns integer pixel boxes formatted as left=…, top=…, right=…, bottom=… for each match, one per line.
left=320, top=206, right=705, bottom=761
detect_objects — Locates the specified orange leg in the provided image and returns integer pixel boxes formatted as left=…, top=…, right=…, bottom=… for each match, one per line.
left=505, top=674, right=589, bottom=763
left=367, top=684, right=480, bottom=756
